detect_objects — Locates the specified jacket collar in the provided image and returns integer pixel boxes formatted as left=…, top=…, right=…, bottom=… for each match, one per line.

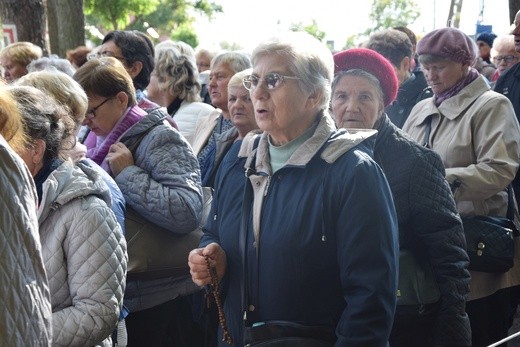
left=38, top=159, right=112, bottom=223
left=239, top=112, right=377, bottom=174
left=411, top=75, right=489, bottom=126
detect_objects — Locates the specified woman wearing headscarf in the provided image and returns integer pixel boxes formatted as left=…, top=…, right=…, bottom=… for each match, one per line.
left=332, top=47, right=471, bottom=347
left=9, top=85, right=127, bottom=347
left=403, top=27, right=520, bottom=346
left=189, top=32, right=399, bottom=346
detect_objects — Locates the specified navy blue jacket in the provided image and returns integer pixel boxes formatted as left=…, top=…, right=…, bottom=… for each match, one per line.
left=202, top=115, right=399, bottom=346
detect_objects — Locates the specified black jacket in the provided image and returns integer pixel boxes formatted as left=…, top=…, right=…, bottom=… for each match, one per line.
left=386, top=70, right=432, bottom=129
left=494, top=62, right=520, bottom=208
left=374, top=115, right=471, bottom=346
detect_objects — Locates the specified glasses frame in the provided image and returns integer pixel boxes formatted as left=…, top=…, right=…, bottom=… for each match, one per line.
left=243, top=73, right=300, bottom=91
left=85, top=97, right=112, bottom=119
left=492, top=55, right=519, bottom=64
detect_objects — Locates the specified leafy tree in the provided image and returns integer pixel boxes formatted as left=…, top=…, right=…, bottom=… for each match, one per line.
left=290, top=20, right=326, bottom=42
left=85, top=0, right=222, bottom=47
left=84, top=0, right=160, bottom=31
left=363, top=0, right=420, bottom=37
left=171, top=23, right=199, bottom=48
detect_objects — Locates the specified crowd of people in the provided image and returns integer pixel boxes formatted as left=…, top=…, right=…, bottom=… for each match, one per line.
left=2, top=10, right=520, bottom=347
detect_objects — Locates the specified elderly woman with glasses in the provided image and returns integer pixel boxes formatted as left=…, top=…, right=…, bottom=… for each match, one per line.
left=490, top=35, right=520, bottom=83
left=189, top=32, right=399, bottom=346
left=74, top=56, right=203, bottom=346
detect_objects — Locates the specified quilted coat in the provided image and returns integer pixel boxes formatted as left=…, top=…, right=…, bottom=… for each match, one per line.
left=38, top=159, right=127, bottom=347
left=403, top=75, right=520, bottom=301
left=374, top=114, right=471, bottom=346
left=203, top=114, right=400, bottom=346
left=0, top=136, right=52, bottom=347
left=115, top=108, right=202, bottom=312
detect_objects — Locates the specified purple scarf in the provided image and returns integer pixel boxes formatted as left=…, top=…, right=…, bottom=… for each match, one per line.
left=85, top=105, right=147, bottom=172
left=434, top=68, right=480, bottom=106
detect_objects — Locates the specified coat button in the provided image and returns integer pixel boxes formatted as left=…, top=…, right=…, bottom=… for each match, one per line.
left=248, top=304, right=255, bottom=311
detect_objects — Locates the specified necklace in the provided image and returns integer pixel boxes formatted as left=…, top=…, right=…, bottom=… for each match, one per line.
left=205, top=255, right=233, bottom=345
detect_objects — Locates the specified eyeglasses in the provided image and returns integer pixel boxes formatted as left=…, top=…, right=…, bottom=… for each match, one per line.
left=492, top=55, right=519, bottom=64
left=243, top=73, right=300, bottom=91
left=85, top=97, right=112, bottom=119
left=87, top=50, right=126, bottom=62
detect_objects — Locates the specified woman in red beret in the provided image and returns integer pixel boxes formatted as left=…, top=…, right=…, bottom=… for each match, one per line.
left=331, top=47, right=471, bottom=347
left=402, top=27, right=520, bottom=347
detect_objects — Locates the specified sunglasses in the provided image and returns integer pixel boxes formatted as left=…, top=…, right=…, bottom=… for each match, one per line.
left=242, top=73, right=300, bottom=91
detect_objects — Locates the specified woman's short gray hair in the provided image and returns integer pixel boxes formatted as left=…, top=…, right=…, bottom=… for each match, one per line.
left=8, top=85, right=74, bottom=161
left=251, top=32, right=334, bottom=111
left=211, top=51, right=252, bottom=74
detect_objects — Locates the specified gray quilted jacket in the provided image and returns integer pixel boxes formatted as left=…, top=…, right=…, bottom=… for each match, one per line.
left=0, top=136, right=52, bottom=347
left=38, top=160, right=127, bottom=347
left=117, top=108, right=202, bottom=311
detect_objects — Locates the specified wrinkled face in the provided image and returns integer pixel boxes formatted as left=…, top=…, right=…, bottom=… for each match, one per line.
left=331, top=74, right=383, bottom=129
left=513, top=25, right=520, bottom=53
left=249, top=54, right=318, bottom=145
left=82, top=93, right=125, bottom=137
left=228, top=84, right=256, bottom=136
left=208, top=62, right=234, bottom=112
left=1, top=57, right=28, bottom=83
left=492, top=49, right=520, bottom=76
left=421, top=59, right=467, bottom=95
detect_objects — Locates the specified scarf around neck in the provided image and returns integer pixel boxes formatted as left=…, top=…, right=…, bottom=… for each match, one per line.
left=434, top=68, right=479, bottom=106
left=85, top=105, right=147, bottom=172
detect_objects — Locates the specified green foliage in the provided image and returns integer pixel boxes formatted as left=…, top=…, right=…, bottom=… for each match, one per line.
left=290, top=19, right=326, bottom=42
left=85, top=0, right=222, bottom=44
left=171, top=23, right=199, bottom=48
left=84, top=0, right=160, bottom=30
left=363, top=0, right=420, bottom=37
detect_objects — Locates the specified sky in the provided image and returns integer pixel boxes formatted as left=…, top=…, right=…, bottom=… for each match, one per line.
left=192, top=0, right=512, bottom=52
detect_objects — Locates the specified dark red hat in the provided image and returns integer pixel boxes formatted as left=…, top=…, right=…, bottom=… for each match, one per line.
left=333, top=48, right=398, bottom=107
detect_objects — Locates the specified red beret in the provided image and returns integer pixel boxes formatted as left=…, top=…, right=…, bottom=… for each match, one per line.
left=333, top=48, right=398, bottom=107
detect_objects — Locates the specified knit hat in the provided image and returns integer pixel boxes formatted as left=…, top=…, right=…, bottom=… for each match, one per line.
left=416, top=27, right=477, bottom=66
left=333, top=48, right=398, bottom=107
left=476, top=32, right=497, bottom=47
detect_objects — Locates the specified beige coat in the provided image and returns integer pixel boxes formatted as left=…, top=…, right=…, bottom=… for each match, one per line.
left=190, top=108, right=222, bottom=155
left=403, top=75, right=520, bottom=300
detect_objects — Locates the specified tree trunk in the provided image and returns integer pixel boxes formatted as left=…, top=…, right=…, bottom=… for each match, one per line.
left=447, top=0, right=464, bottom=28
left=46, top=0, right=85, bottom=57
left=0, top=0, right=47, bottom=54
left=510, top=0, right=520, bottom=25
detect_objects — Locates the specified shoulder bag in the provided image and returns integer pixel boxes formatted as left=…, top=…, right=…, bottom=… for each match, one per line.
left=423, top=115, right=519, bottom=274
left=124, top=122, right=211, bottom=280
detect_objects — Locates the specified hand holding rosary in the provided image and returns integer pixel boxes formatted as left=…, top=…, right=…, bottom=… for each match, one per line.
left=205, top=255, right=233, bottom=345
